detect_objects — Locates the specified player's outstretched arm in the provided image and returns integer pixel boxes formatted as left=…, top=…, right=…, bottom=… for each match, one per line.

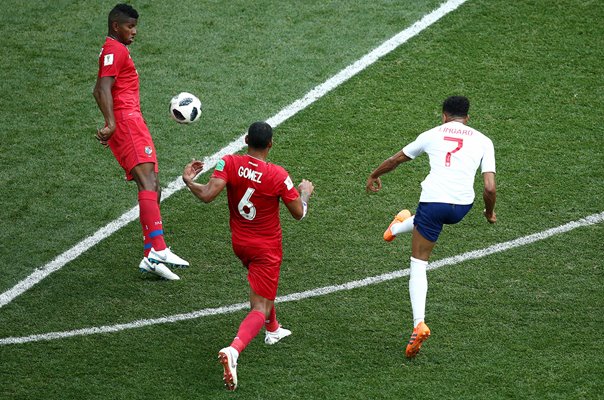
left=285, top=179, right=314, bottom=220
left=366, top=150, right=412, bottom=193
left=183, top=160, right=226, bottom=203
left=482, top=172, right=497, bottom=224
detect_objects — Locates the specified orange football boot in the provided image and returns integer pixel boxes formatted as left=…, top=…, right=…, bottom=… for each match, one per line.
left=405, top=321, right=431, bottom=358
left=383, top=209, right=412, bottom=242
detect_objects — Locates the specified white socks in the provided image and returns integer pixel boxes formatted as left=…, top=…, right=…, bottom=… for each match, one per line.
left=391, top=215, right=414, bottom=236
left=409, top=257, right=428, bottom=327
left=390, top=214, right=427, bottom=327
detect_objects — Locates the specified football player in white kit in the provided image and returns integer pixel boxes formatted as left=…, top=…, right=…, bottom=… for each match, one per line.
left=366, top=96, right=497, bottom=358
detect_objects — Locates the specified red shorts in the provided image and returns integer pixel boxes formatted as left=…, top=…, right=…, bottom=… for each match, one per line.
left=108, top=111, right=158, bottom=181
left=232, top=243, right=282, bottom=301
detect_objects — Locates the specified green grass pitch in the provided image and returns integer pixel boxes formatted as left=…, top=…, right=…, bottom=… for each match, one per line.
left=0, top=0, right=602, bottom=398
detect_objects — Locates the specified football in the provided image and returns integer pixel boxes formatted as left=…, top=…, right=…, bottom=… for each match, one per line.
left=169, top=92, right=202, bottom=124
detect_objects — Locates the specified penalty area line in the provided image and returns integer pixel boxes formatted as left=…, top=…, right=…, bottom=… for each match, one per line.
left=0, top=0, right=469, bottom=310
left=0, top=211, right=602, bottom=346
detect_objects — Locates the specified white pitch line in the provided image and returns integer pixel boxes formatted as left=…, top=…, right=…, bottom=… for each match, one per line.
left=0, top=0, right=469, bottom=309
left=1, top=211, right=602, bottom=346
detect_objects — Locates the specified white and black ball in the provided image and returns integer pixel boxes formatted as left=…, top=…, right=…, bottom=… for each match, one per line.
left=169, top=92, right=202, bottom=124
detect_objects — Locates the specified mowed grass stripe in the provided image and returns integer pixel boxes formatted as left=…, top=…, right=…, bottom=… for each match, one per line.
left=1, top=211, right=601, bottom=346
left=0, top=0, right=468, bottom=310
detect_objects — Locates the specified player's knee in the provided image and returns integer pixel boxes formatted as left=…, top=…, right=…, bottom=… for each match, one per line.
left=250, top=300, right=273, bottom=318
left=132, top=167, right=159, bottom=192
left=136, top=177, right=158, bottom=192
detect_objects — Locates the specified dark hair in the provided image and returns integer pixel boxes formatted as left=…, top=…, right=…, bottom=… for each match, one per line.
left=108, top=4, right=139, bottom=27
left=442, top=96, right=470, bottom=117
left=247, top=121, right=273, bottom=149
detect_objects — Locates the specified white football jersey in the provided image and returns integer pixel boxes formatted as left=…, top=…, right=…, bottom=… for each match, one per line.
left=402, top=121, right=495, bottom=204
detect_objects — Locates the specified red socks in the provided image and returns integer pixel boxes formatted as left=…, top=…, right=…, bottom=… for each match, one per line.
left=229, top=307, right=279, bottom=353
left=138, top=190, right=166, bottom=256
left=265, top=306, right=279, bottom=332
left=230, top=310, right=265, bottom=354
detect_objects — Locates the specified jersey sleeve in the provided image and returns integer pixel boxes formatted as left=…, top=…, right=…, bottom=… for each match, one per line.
left=211, top=156, right=230, bottom=182
left=279, top=171, right=300, bottom=204
left=402, top=131, right=429, bottom=159
left=480, top=138, right=496, bottom=173
left=98, top=44, right=124, bottom=78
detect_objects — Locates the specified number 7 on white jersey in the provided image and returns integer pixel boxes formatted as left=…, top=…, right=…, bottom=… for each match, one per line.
left=443, top=136, right=463, bottom=167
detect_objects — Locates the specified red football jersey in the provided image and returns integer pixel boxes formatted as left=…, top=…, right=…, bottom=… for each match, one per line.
left=212, top=154, right=300, bottom=248
left=98, top=37, right=140, bottom=114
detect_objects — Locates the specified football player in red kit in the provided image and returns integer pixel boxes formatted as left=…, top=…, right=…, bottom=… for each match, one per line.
left=182, top=121, right=314, bottom=391
left=93, top=4, right=188, bottom=280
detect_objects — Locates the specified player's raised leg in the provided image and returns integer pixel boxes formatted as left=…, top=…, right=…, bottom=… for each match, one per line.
left=383, top=209, right=413, bottom=242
